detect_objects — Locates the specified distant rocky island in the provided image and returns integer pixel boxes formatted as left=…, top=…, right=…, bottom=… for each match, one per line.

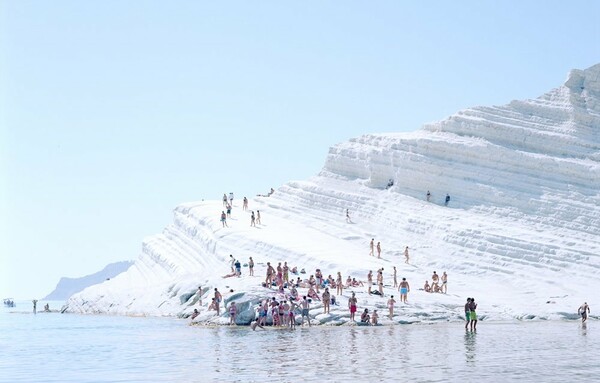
left=44, top=261, right=133, bottom=301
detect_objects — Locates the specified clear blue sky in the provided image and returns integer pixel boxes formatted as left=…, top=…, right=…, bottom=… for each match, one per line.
left=1, top=1, right=599, bottom=300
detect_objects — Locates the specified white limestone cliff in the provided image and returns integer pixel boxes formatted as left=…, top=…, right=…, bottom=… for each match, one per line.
left=66, top=64, right=600, bottom=325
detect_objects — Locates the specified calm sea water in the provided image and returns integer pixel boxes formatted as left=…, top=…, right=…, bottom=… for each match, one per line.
left=1, top=301, right=598, bottom=382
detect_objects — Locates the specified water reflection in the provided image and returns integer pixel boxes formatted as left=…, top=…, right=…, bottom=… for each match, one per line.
left=464, top=330, right=477, bottom=363
left=3, top=312, right=600, bottom=383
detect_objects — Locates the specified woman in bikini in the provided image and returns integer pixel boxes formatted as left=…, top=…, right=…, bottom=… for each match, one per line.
left=336, top=272, right=344, bottom=296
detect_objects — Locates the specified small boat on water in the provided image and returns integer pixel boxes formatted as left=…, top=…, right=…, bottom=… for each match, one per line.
left=3, top=298, right=15, bottom=307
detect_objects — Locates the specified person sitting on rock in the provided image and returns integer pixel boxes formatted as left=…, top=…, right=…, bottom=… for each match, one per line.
left=371, top=309, right=379, bottom=325
left=289, top=286, right=299, bottom=301
left=208, top=298, right=218, bottom=312
left=307, top=286, right=321, bottom=301
left=424, top=280, right=431, bottom=293
left=361, top=308, right=370, bottom=324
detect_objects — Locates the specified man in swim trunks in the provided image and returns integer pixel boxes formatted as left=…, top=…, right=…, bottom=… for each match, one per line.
left=469, top=297, right=478, bottom=331
left=265, top=262, right=275, bottom=286
left=214, top=288, right=223, bottom=315
left=349, top=292, right=358, bottom=322
left=464, top=298, right=471, bottom=330
left=301, top=296, right=311, bottom=327
left=259, top=300, right=269, bottom=327
left=283, top=262, right=289, bottom=284
left=578, top=302, right=590, bottom=323
left=399, top=278, right=410, bottom=303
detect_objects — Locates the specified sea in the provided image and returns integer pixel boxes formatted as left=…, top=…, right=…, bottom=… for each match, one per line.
left=1, top=301, right=598, bottom=383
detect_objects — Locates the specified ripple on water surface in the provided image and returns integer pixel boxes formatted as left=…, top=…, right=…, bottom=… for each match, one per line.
left=0, top=309, right=598, bottom=383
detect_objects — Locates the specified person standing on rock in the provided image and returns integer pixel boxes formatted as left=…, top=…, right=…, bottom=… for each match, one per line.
left=398, top=278, right=410, bottom=303
left=226, top=204, right=232, bottom=218
left=276, top=262, right=283, bottom=286
left=250, top=211, right=256, bottom=227
left=426, top=190, right=431, bottom=202
left=197, top=286, right=203, bottom=306
left=249, top=257, right=254, bottom=276
left=301, top=296, right=311, bottom=327
left=229, top=255, right=236, bottom=273
left=289, top=301, right=298, bottom=329
left=445, top=193, right=450, bottom=206
left=387, top=295, right=396, bottom=319
left=393, top=266, right=398, bottom=288
left=265, top=262, right=275, bottom=287
left=404, top=246, right=410, bottom=264
left=367, top=271, right=373, bottom=294
left=348, top=292, right=358, bottom=322
left=222, top=193, right=228, bottom=207
left=441, top=272, right=448, bottom=293
left=256, top=210, right=262, bottom=225
left=377, top=241, right=382, bottom=258
left=243, top=196, right=248, bottom=211
left=235, top=259, right=242, bottom=276
left=220, top=211, right=228, bottom=227
left=322, top=288, right=331, bottom=314
left=336, top=272, right=343, bottom=296
left=578, top=302, right=590, bottom=323
left=282, top=300, right=290, bottom=326
left=259, top=300, right=269, bottom=327
left=283, top=262, right=289, bottom=284
left=214, top=288, right=223, bottom=315
left=370, top=239, right=375, bottom=256
left=32, top=299, right=38, bottom=315
left=229, top=192, right=234, bottom=206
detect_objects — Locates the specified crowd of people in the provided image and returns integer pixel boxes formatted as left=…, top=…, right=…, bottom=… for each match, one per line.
left=192, top=191, right=589, bottom=330
left=423, top=271, right=448, bottom=294
left=195, top=249, right=430, bottom=327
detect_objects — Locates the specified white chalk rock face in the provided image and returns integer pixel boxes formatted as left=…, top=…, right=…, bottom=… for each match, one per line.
left=67, top=64, right=600, bottom=324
